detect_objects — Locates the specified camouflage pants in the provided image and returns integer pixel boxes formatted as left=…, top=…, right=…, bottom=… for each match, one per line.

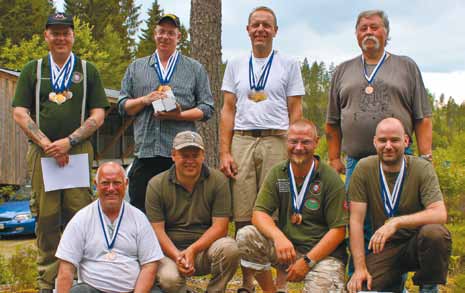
left=236, top=225, right=346, bottom=292
left=28, top=141, right=94, bottom=289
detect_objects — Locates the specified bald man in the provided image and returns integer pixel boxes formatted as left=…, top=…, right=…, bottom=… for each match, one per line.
left=56, top=162, right=164, bottom=293
left=347, top=118, right=451, bottom=293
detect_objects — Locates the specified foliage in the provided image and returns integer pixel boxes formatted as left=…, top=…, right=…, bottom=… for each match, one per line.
left=0, top=246, right=37, bottom=289
left=136, top=0, right=163, bottom=58
left=0, top=36, right=47, bottom=71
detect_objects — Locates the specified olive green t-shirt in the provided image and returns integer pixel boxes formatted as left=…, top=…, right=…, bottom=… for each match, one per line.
left=12, top=55, right=109, bottom=141
left=349, top=155, right=443, bottom=242
left=254, top=158, right=348, bottom=262
left=146, top=165, right=232, bottom=250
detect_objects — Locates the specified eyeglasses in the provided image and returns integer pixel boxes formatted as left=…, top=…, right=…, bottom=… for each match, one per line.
left=155, top=29, right=178, bottom=38
left=287, top=139, right=315, bottom=146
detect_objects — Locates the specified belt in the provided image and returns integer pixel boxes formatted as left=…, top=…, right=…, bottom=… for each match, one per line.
left=234, top=129, right=287, bottom=138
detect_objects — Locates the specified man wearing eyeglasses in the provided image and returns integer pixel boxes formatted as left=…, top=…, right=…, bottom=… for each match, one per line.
left=236, top=119, right=348, bottom=292
left=118, top=14, right=214, bottom=214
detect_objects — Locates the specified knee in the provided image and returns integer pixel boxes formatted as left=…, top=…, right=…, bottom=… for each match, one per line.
left=157, top=263, right=184, bottom=291
left=219, top=237, right=240, bottom=261
left=419, top=224, right=451, bottom=244
left=236, top=225, right=258, bottom=248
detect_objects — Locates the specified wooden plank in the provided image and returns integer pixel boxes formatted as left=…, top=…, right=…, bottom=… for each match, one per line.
left=95, top=117, right=134, bottom=160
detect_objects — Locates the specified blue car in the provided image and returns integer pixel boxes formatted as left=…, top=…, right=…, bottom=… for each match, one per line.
left=0, top=193, right=36, bottom=237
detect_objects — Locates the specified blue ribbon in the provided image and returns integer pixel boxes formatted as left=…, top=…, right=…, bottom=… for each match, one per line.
left=49, top=52, right=75, bottom=93
left=154, top=51, right=179, bottom=85
left=98, top=200, right=125, bottom=252
left=288, top=161, right=315, bottom=214
left=379, top=158, right=406, bottom=218
left=249, top=50, right=275, bottom=91
left=362, top=51, right=387, bottom=85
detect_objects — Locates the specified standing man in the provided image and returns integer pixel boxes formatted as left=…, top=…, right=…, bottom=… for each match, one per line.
left=56, top=162, right=164, bottom=293
left=236, top=120, right=348, bottom=293
left=347, top=118, right=451, bottom=293
left=326, top=9, right=432, bottom=183
left=118, top=14, right=214, bottom=213
left=12, top=13, right=109, bottom=292
left=146, top=131, right=239, bottom=293
left=220, top=7, right=304, bottom=291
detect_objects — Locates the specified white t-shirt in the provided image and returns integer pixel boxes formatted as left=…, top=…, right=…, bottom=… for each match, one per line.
left=56, top=200, right=164, bottom=293
left=221, top=51, right=305, bottom=130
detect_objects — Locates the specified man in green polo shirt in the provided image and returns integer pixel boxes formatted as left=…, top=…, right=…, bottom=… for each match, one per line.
left=236, top=119, right=348, bottom=293
left=12, top=13, right=109, bottom=292
left=145, top=131, right=239, bottom=293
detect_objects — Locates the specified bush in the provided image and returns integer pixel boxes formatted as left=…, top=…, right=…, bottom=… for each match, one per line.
left=0, top=246, right=37, bottom=290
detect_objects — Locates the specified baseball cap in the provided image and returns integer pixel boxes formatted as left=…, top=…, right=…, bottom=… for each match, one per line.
left=173, top=131, right=204, bottom=150
left=158, top=14, right=181, bottom=28
left=46, top=12, right=74, bottom=29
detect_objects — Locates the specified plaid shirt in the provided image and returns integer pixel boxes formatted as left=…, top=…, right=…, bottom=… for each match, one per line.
left=118, top=53, right=214, bottom=158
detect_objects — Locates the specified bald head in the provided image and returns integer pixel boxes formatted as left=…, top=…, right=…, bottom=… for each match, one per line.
left=375, top=118, right=406, bottom=137
left=289, top=119, right=318, bottom=139
left=95, top=162, right=126, bottom=184
left=374, top=118, right=409, bottom=168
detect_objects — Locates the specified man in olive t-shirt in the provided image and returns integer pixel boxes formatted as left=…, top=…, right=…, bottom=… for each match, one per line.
left=236, top=120, right=348, bottom=292
left=347, top=118, right=451, bottom=293
left=12, top=13, right=109, bottom=292
left=145, top=131, right=239, bottom=293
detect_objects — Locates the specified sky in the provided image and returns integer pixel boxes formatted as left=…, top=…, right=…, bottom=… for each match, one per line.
left=56, top=0, right=465, bottom=103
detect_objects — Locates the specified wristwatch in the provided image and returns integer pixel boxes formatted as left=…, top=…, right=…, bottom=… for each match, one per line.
left=68, top=136, right=79, bottom=147
left=303, top=255, right=316, bottom=270
left=420, top=153, right=433, bottom=162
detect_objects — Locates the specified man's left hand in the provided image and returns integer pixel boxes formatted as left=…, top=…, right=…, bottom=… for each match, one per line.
left=176, top=247, right=196, bottom=276
left=368, top=219, right=397, bottom=254
left=286, top=258, right=310, bottom=282
left=44, top=138, right=71, bottom=157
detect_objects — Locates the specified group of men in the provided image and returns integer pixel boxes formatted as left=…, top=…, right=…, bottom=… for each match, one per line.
left=11, top=5, right=451, bottom=293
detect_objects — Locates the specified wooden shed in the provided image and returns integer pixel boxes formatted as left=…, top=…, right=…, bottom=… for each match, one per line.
left=0, top=68, right=134, bottom=186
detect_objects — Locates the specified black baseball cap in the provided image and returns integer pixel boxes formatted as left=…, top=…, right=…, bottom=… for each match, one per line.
left=158, top=14, right=181, bottom=28
left=46, top=12, right=74, bottom=29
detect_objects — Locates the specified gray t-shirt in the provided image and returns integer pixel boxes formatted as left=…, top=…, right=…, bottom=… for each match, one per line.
left=326, top=53, right=432, bottom=158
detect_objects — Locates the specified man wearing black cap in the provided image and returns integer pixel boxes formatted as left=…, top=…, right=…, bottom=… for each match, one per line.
left=118, top=14, right=214, bottom=214
left=12, top=12, right=109, bottom=292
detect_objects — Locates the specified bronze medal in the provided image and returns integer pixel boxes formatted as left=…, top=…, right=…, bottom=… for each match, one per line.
left=105, top=251, right=116, bottom=261
left=291, top=213, right=298, bottom=224
left=296, top=213, right=303, bottom=224
left=64, top=90, right=73, bottom=100
left=365, top=85, right=374, bottom=94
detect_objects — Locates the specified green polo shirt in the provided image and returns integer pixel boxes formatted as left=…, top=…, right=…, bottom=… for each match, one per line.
left=12, top=55, right=109, bottom=141
left=146, top=165, right=232, bottom=250
left=254, top=157, right=348, bottom=262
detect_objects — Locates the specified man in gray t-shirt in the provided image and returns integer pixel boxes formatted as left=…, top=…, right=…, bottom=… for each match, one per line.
left=325, top=10, right=432, bottom=182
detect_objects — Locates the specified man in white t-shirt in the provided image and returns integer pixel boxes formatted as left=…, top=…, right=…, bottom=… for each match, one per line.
left=220, top=6, right=305, bottom=293
left=56, top=162, right=164, bottom=293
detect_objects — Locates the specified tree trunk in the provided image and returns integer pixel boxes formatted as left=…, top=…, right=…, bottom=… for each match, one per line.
left=190, top=0, right=222, bottom=167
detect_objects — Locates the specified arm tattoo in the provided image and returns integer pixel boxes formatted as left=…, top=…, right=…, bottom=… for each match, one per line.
left=69, top=118, right=99, bottom=143
left=26, top=118, right=48, bottom=142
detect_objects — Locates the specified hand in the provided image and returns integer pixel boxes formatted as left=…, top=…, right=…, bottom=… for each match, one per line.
left=274, top=235, right=296, bottom=265
left=176, top=247, right=196, bottom=277
left=219, top=153, right=238, bottom=178
left=329, top=158, right=346, bottom=174
left=44, top=138, right=71, bottom=157
left=286, top=258, right=309, bottom=282
left=368, top=219, right=397, bottom=254
left=54, top=153, right=69, bottom=167
left=154, top=103, right=182, bottom=120
left=347, top=268, right=372, bottom=293
left=142, top=90, right=166, bottom=105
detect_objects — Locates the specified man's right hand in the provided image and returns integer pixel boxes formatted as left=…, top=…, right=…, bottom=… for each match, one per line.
left=347, top=268, right=372, bottom=293
left=219, top=153, right=238, bottom=179
left=273, top=234, right=296, bottom=265
left=329, top=158, right=346, bottom=174
left=54, top=153, right=69, bottom=167
left=142, top=90, right=166, bottom=106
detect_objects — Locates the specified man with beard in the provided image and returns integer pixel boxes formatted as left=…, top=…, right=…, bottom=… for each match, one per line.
left=236, top=119, right=348, bottom=292
left=347, top=118, right=451, bottom=293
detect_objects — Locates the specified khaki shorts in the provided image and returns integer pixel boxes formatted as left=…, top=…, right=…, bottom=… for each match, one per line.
left=231, top=133, right=287, bottom=222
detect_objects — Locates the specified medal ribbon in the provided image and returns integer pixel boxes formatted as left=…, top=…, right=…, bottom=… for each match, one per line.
left=288, top=160, right=315, bottom=214
left=249, top=50, right=275, bottom=91
left=154, top=50, right=179, bottom=85
left=379, top=157, right=406, bottom=217
left=49, top=52, right=75, bottom=93
left=361, top=50, right=387, bottom=85
left=98, top=200, right=125, bottom=252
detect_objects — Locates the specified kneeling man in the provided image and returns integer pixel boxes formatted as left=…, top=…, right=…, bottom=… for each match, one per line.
left=56, top=162, right=164, bottom=293
left=347, top=118, right=451, bottom=293
left=237, top=119, right=348, bottom=293
left=146, top=131, right=239, bottom=293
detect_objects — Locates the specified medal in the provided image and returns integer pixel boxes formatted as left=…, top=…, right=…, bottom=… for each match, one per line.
left=361, top=51, right=387, bottom=95
left=248, top=50, right=274, bottom=102
left=379, top=157, right=406, bottom=218
left=49, top=52, right=76, bottom=99
left=288, top=160, right=315, bottom=225
left=98, top=200, right=125, bottom=261
left=154, top=50, right=179, bottom=87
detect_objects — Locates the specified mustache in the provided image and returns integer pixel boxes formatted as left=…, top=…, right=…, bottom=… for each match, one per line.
left=362, top=35, right=380, bottom=50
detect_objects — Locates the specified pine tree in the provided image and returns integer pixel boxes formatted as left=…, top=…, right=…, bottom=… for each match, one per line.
left=136, top=0, right=163, bottom=58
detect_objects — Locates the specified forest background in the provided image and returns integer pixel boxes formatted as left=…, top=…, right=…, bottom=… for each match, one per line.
left=0, top=1, right=464, bottom=291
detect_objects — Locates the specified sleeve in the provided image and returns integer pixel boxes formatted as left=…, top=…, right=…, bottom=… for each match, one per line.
left=55, top=214, right=85, bottom=267
left=285, top=59, right=305, bottom=97
left=323, top=172, right=349, bottom=228
left=211, top=172, right=232, bottom=218
left=118, top=63, right=134, bottom=116
left=136, top=212, right=164, bottom=265
left=254, top=167, right=280, bottom=215
left=325, top=65, right=342, bottom=124
left=12, top=60, right=36, bottom=109
left=347, top=161, right=368, bottom=203
left=408, top=58, right=432, bottom=119
left=194, top=62, right=214, bottom=121
left=221, top=60, right=236, bottom=93
left=419, top=161, right=443, bottom=207
left=145, top=177, right=166, bottom=223
left=86, top=62, right=109, bottom=110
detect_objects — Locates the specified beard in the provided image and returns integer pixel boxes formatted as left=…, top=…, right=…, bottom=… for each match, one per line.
left=362, top=35, right=380, bottom=51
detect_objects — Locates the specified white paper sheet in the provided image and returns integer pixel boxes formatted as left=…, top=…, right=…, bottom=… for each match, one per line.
left=41, top=154, right=90, bottom=192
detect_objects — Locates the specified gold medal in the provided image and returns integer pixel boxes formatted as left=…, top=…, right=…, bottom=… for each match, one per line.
left=365, top=85, right=374, bottom=94
left=248, top=90, right=267, bottom=102
left=55, top=93, right=66, bottom=104
left=157, top=85, right=171, bottom=92
left=105, top=251, right=116, bottom=261
left=49, top=92, right=57, bottom=102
